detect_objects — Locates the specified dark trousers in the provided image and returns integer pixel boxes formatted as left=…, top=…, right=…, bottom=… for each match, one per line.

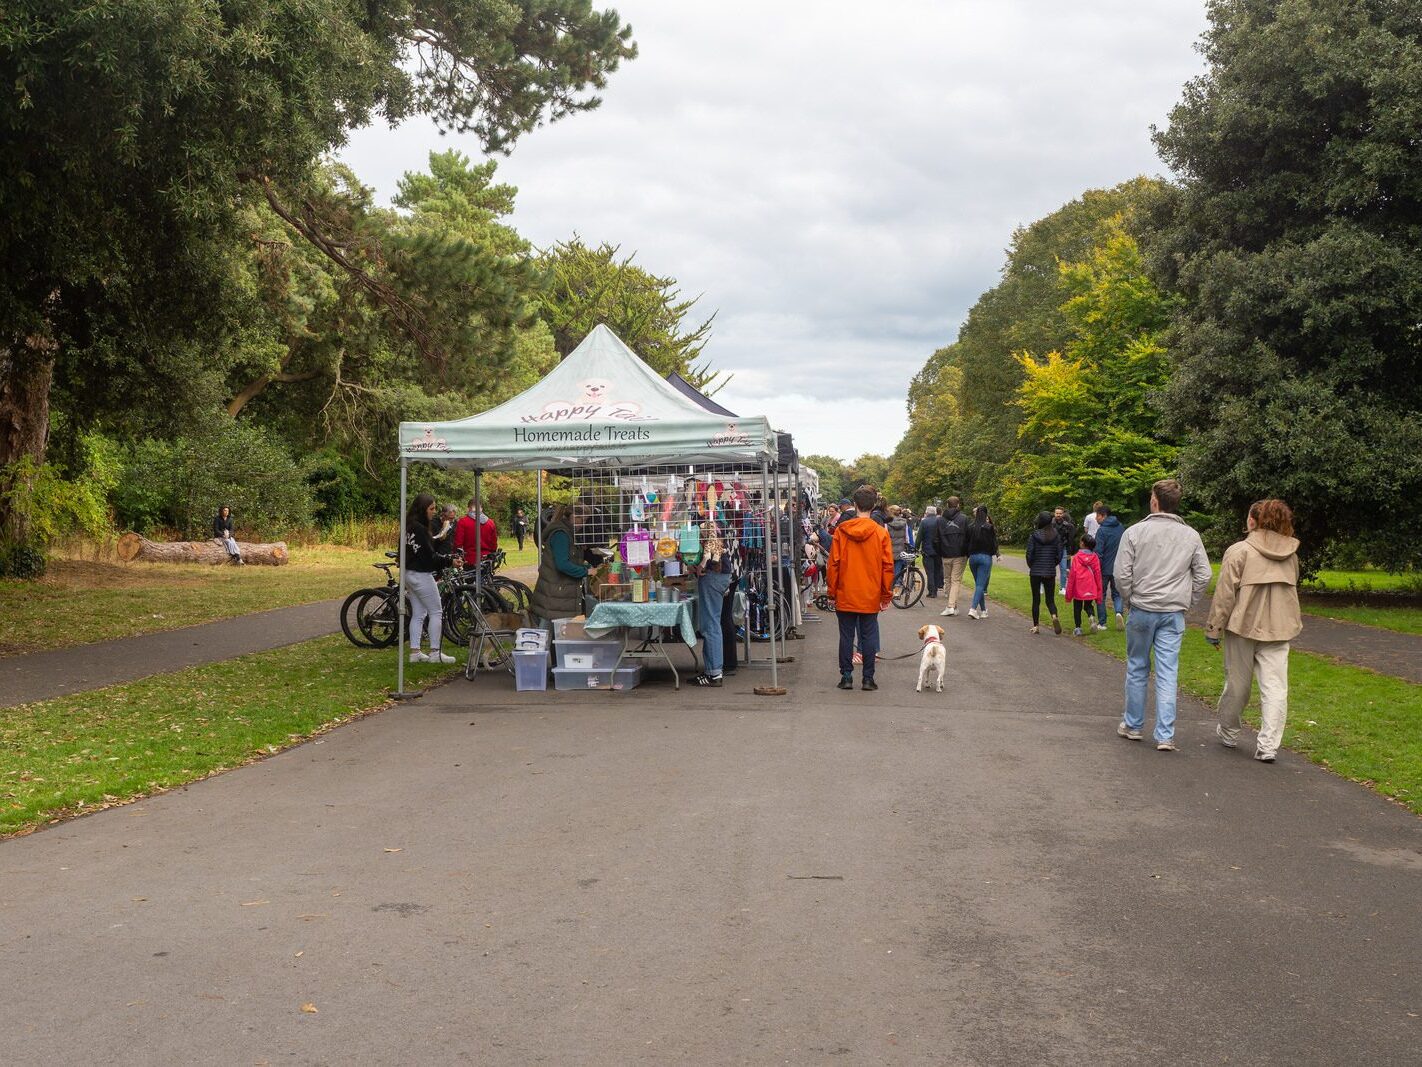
left=838, top=612, right=880, bottom=681
left=924, top=554, right=944, bottom=595
left=1072, top=600, right=1097, bottom=628
left=720, top=582, right=739, bottom=672
left=1030, top=575, right=1057, bottom=625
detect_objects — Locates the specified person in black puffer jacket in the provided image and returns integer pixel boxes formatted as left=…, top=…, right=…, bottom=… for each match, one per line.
left=1026, top=511, right=1064, bottom=634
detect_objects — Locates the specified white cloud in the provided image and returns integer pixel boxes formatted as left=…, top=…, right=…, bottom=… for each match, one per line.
left=342, top=0, right=1208, bottom=462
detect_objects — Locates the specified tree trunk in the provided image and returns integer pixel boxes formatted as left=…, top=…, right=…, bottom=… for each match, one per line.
left=116, top=533, right=289, bottom=566
left=0, top=326, right=57, bottom=545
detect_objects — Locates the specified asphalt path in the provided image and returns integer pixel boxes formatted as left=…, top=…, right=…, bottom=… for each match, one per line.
left=2, top=602, right=1418, bottom=1064
left=0, top=599, right=345, bottom=708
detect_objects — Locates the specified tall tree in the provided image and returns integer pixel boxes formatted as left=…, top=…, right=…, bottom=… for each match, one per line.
left=1000, top=220, right=1178, bottom=526
left=1152, top=0, right=1422, bottom=567
left=0, top=0, right=635, bottom=544
left=538, top=238, right=720, bottom=387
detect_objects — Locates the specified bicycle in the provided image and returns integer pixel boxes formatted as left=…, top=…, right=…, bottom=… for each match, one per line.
left=892, top=551, right=926, bottom=609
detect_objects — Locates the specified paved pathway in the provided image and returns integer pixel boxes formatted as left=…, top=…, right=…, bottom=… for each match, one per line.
left=0, top=566, right=539, bottom=709
left=0, top=599, right=345, bottom=708
left=2, top=603, right=1417, bottom=1064
left=995, top=555, right=1422, bottom=683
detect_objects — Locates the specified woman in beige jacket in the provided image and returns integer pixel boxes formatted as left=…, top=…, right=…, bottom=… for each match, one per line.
left=1205, top=499, right=1303, bottom=762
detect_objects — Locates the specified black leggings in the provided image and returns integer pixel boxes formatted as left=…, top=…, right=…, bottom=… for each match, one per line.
left=1072, top=600, right=1097, bottom=628
left=1030, top=575, right=1057, bottom=625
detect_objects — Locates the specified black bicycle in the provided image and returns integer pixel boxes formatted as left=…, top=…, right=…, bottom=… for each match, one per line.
left=892, top=552, right=926, bottom=609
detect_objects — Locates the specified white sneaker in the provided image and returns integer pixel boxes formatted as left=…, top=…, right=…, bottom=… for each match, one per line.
left=428, top=650, right=456, bottom=664
left=940, top=607, right=956, bottom=617
left=979, top=610, right=988, bottom=618
left=1116, top=612, right=1124, bottom=626
left=409, top=650, right=428, bottom=663
left=967, top=608, right=980, bottom=620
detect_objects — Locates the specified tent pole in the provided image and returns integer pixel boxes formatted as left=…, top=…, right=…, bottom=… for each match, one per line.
left=474, top=470, right=483, bottom=610
left=772, top=463, right=786, bottom=661
left=535, top=469, right=543, bottom=551
left=756, top=454, right=782, bottom=695
left=393, top=458, right=420, bottom=700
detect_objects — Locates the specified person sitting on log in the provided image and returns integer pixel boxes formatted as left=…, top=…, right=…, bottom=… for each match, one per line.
left=212, top=506, right=243, bottom=565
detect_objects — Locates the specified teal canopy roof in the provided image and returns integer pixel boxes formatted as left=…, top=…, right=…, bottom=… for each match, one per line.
left=399, top=325, right=775, bottom=471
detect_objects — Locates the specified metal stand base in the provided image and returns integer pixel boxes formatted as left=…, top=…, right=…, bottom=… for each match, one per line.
left=391, top=690, right=425, bottom=701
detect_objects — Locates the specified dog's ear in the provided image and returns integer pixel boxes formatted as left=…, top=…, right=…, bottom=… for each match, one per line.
left=917, top=625, right=928, bottom=640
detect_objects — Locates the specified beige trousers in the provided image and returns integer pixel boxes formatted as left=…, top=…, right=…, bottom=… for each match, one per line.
left=945, top=556, right=968, bottom=609
left=1216, top=635, right=1291, bottom=757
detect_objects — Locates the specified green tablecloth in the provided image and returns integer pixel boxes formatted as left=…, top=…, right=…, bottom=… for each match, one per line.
left=584, top=600, right=698, bottom=647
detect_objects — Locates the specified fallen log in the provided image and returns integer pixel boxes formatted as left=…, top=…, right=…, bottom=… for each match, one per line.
left=116, top=533, right=289, bottom=566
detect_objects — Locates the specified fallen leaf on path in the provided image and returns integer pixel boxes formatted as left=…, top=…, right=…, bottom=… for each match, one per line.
left=383, top=848, right=403, bottom=853
left=294, top=951, right=304, bottom=958
left=240, top=900, right=269, bottom=907
left=296, top=914, right=326, bottom=921
left=300, top=1003, right=318, bottom=1014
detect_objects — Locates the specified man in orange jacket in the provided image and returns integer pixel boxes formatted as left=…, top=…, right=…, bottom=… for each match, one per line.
left=827, top=485, right=895, bottom=691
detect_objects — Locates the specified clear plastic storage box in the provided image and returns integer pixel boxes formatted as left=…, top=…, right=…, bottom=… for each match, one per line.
left=553, top=638, right=622, bottom=671
left=551, top=666, right=642, bottom=691
left=512, top=650, right=549, bottom=691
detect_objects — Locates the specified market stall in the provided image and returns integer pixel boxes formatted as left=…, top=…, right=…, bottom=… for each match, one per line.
left=395, top=324, right=784, bottom=696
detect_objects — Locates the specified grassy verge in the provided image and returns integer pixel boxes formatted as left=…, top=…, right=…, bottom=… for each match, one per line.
left=983, top=568, right=1422, bottom=815
left=0, top=543, right=540, bottom=657
left=0, top=635, right=456, bottom=837
left=1300, top=603, right=1422, bottom=636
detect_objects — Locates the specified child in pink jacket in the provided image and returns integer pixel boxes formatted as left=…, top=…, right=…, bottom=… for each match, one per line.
left=1065, top=533, right=1103, bottom=635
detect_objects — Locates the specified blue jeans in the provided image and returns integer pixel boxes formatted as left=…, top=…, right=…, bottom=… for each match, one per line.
left=1124, top=609, right=1185, bottom=743
left=968, top=553, right=993, bottom=611
left=1097, top=574, right=1124, bottom=625
left=697, top=570, right=732, bottom=677
left=1058, top=552, right=1071, bottom=589
left=838, top=612, right=880, bottom=682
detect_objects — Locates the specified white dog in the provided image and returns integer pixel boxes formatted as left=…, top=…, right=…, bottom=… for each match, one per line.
left=915, top=624, right=946, bottom=693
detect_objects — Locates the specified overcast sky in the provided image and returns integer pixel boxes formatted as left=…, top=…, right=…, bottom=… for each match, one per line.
left=342, top=1, right=1208, bottom=463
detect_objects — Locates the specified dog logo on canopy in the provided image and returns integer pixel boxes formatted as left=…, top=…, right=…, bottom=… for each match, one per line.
left=708, top=421, right=752, bottom=447
left=523, top=378, right=649, bottom=424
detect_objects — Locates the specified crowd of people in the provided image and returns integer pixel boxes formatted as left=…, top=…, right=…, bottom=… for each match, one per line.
left=819, top=478, right=1302, bottom=763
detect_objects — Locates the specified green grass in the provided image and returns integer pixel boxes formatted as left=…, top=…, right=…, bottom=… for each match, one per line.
left=0, top=543, right=539, bottom=657
left=0, top=634, right=456, bottom=836
left=984, top=568, right=1422, bottom=815
left=1300, top=603, right=1422, bottom=636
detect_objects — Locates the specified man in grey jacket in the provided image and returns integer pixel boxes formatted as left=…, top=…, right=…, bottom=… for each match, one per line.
left=1113, top=479, right=1212, bottom=751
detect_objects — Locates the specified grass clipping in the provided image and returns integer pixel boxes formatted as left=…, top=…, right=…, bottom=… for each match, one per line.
left=0, top=635, right=454, bottom=836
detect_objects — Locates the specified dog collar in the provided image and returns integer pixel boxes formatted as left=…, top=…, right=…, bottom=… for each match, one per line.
left=923, top=635, right=941, bottom=644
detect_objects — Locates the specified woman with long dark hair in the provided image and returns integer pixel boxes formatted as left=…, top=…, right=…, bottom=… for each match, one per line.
left=1024, top=510, right=1063, bottom=634
left=965, top=504, right=999, bottom=619
left=404, top=492, right=457, bottom=663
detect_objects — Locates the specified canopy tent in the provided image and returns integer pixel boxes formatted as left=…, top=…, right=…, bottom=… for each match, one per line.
left=665, top=370, right=737, bottom=418
left=393, top=325, right=787, bottom=698
left=399, top=325, right=775, bottom=471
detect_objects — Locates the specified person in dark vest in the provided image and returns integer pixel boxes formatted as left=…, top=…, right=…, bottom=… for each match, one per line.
left=529, top=504, right=591, bottom=626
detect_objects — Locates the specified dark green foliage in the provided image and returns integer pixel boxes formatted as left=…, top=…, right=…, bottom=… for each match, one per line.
left=1151, top=0, right=1422, bottom=569
left=114, top=422, right=314, bottom=539
left=0, top=543, right=46, bottom=579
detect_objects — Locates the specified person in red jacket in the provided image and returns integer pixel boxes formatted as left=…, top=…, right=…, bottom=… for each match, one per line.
left=1065, top=532, right=1104, bottom=636
left=454, top=498, right=498, bottom=569
left=827, top=485, right=895, bottom=692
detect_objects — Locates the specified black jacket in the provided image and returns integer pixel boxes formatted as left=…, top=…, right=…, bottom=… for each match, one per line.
left=212, top=512, right=234, bottom=539
left=937, top=508, right=969, bottom=558
left=1054, top=516, right=1077, bottom=557
left=1026, top=528, right=1064, bottom=577
left=405, top=522, right=453, bottom=573
left=966, top=521, right=998, bottom=557
left=918, top=514, right=943, bottom=557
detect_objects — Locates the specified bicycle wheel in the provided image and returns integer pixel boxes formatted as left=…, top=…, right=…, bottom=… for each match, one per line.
left=341, top=588, right=381, bottom=648
left=894, top=566, right=926, bottom=609
left=490, top=577, right=533, bottom=616
left=357, top=588, right=404, bottom=648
